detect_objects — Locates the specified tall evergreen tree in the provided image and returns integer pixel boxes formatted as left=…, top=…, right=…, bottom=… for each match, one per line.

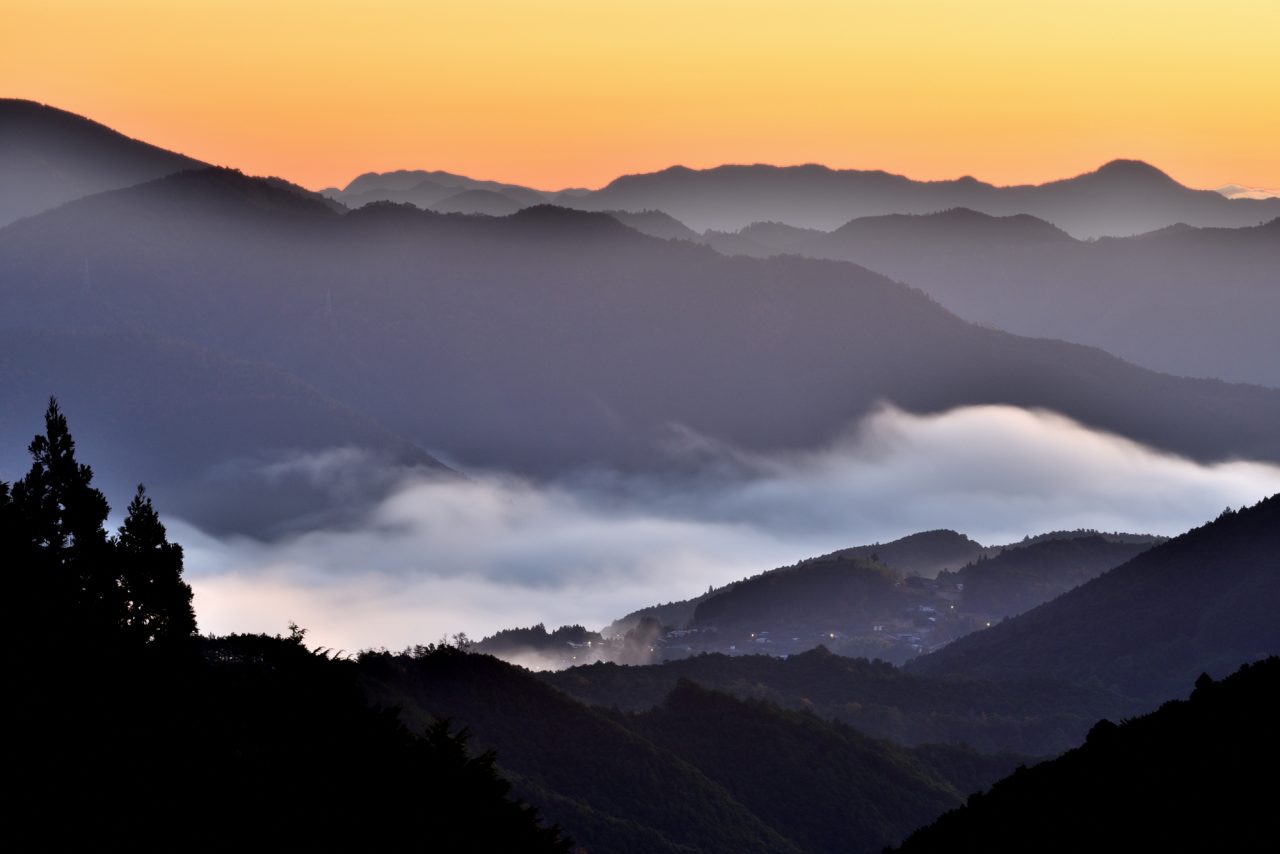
left=5, top=399, right=196, bottom=652
left=8, top=397, right=115, bottom=648
left=115, top=484, right=197, bottom=646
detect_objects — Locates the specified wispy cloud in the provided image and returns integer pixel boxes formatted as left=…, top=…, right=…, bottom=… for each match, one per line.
left=177, top=405, right=1280, bottom=652
left=1215, top=184, right=1280, bottom=200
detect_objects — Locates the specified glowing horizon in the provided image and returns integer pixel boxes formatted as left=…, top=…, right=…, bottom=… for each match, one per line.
left=4, top=0, right=1278, bottom=192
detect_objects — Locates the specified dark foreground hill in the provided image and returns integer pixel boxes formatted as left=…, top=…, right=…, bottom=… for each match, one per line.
left=544, top=647, right=1126, bottom=756
left=909, top=496, right=1280, bottom=704
left=4, top=170, right=1280, bottom=500
left=361, top=646, right=1021, bottom=854
left=2, top=402, right=567, bottom=852
left=893, top=658, right=1280, bottom=853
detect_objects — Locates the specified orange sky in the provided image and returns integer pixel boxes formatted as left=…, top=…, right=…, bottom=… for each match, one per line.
left=4, top=0, right=1278, bottom=191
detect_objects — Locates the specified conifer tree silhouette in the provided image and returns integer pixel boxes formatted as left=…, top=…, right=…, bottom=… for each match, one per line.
left=3, top=399, right=571, bottom=852
left=4, top=398, right=197, bottom=653
left=8, top=397, right=115, bottom=649
left=115, top=484, right=197, bottom=646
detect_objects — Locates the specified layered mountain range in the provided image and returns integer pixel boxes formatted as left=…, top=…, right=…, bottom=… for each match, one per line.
left=2, top=98, right=1276, bottom=563
left=380, top=496, right=1280, bottom=850
left=4, top=95, right=1278, bottom=854
left=327, top=157, right=1280, bottom=238
left=4, top=161, right=1279, bottom=529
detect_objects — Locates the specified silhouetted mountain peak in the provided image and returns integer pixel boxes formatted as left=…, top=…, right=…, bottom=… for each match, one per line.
left=343, top=169, right=446, bottom=194
left=508, top=203, right=637, bottom=235
left=1085, top=159, right=1179, bottom=185
left=336, top=170, right=553, bottom=210
left=825, top=208, right=1070, bottom=242
left=1127, top=221, right=1197, bottom=239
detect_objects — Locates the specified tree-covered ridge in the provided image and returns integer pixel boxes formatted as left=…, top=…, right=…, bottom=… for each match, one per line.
left=946, top=535, right=1154, bottom=620
left=359, top=645, right=1023, bottom=854
left=618, top=680, right=1020, bottom=854
left=593, top=529, right=1151, bottom=668
left=473, top=622, right=603, bottom=655
left=691, top=555, right=902, bottom=631
left=543, top=647, right=1127, bottom=756
left=600, top=531, right=984, bottom=639
left=472, top=619, right=665, bottom=668
left=909, top=494, right=1280, bottom=703
left=823, top=529, right=986, bottom=576
left=892, top=658, right=1280, bottom=852
left=2, top=401, right=569, bottom=851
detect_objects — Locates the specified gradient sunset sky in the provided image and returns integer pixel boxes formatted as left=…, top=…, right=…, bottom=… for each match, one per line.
left=5, top=0, right=1277, bottom=191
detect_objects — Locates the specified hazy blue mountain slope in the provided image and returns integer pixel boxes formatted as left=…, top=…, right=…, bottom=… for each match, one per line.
left=0, top=328, right=449, bottom=535
left=4, top=168, right=1280, bottom=482
left=724, top=210, right=1280, bottom=387
left=0, top=98, right=204, bottom=226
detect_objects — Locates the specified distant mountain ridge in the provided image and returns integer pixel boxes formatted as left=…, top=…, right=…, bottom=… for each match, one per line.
left=8, top=101, right=1277, bottom=239
left=566, top=159, right=1280, bottom=237
left=322, top=168, right=702, bottom=240
left=319, top=156, right=1279, bottom=240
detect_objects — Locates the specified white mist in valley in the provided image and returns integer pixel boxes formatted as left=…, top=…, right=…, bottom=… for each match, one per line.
left=178, top=404, right=1280, bottom=653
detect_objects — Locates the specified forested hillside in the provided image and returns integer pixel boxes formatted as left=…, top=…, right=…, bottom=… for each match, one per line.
left=893, top=659, right=1280, bottom=852
left=910, top=495, right=1280, bottom=703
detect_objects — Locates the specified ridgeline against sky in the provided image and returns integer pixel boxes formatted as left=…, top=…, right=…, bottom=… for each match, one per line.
left=5, top=0, right=1278, bottom=192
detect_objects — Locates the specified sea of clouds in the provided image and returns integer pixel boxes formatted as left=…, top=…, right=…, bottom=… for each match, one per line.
left=175, top=404, right=1280, bottom=653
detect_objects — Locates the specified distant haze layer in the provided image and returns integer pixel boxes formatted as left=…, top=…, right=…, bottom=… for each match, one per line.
left=5, top=0, right=1278, bottom=191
